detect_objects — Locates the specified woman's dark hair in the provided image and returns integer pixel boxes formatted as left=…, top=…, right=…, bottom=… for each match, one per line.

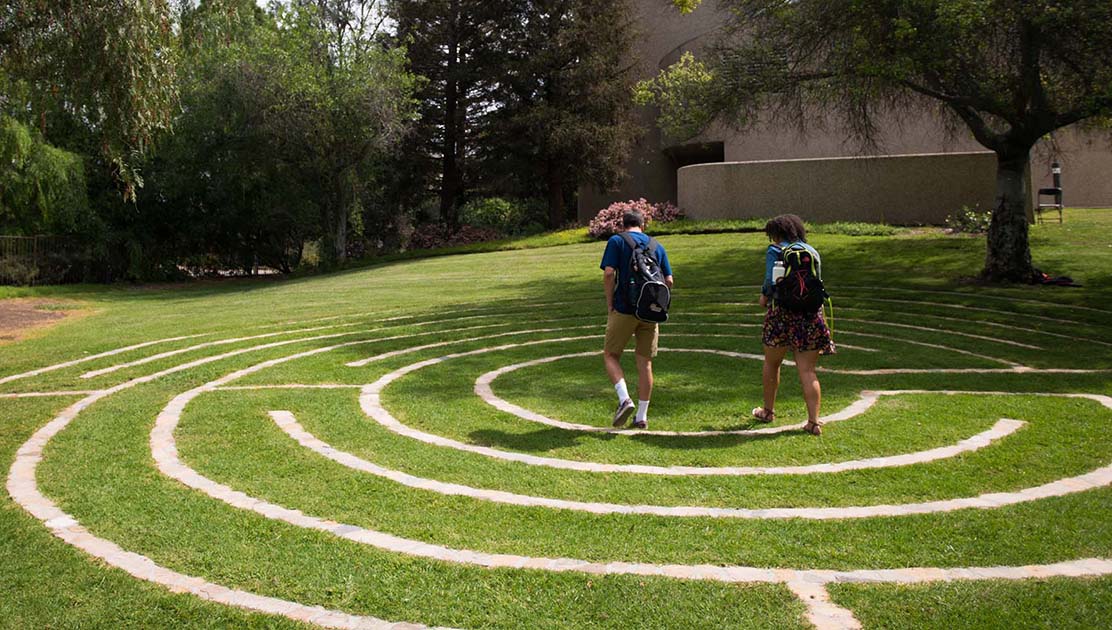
left=764, top=214, right=807, bottom=243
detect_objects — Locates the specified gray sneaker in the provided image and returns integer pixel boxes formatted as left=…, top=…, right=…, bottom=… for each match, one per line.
left=631, top=418, right=648, bottom=430
left=612, top=399, right=635, bottom=427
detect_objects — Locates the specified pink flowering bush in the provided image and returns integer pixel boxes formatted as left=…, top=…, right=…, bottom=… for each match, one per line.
left=587, top=198, right=684, bottom=239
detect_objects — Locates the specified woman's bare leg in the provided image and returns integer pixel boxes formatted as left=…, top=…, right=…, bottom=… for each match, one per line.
left=794, top=350, right=822, bottom=423
left=762, top=345, right=789, bottom=412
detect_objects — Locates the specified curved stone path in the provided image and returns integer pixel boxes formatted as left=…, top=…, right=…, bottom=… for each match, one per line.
left=268, top=407, right=1028, bottom=516
left=4, top=294, right=1112, bottom=630
left=473, top=350, right=1029, bottom=440
left=360, top=336, right=1108, bottom=475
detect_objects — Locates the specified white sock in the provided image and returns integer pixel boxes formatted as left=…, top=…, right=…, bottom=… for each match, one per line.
left=615, top=379, right=630, bottom=403
left=636, top=400, right=650, bottom=423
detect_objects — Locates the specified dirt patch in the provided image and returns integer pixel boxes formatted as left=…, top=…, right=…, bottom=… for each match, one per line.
left=0, top=299, right=90, bottom=344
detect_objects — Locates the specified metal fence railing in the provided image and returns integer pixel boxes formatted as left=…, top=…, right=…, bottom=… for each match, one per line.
left=0, top=235, right=80, bottom=286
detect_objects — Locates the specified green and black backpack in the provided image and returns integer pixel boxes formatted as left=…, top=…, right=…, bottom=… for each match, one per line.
left=775, top=243, right=828, bottom=313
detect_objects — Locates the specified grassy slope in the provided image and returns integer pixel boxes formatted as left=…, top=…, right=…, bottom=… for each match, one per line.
left=2, top=209, right=1111, bottom=628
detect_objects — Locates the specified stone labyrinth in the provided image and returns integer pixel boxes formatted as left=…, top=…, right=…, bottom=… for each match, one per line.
left=5, top=286, right=1112, bottom=629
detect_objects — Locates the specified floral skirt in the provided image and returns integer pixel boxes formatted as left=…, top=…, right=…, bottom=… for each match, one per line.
left=762, top=305, right=836, bottom=355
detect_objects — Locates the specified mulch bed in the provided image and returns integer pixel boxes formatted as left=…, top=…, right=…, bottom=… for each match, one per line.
left=0, top=299, right=82, bottom=342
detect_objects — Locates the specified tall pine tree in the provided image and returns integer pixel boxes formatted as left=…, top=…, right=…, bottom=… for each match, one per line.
left=493, top=0, right=640, bottom=228
left=389, top=0, right=511, bottom=227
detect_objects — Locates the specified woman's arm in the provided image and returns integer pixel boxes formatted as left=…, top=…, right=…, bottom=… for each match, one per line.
left=761, top=245, right=780, bottom=297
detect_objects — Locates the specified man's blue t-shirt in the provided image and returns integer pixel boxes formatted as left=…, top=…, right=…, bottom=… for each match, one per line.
left=600, top=231, right=672, bottom=315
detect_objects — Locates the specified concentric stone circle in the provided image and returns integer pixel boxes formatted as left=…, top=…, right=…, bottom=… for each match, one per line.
left=5, top=291, right=1112, bottom=630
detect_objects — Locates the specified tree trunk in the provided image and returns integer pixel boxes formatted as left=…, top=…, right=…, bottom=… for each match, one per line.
left=439, top=0, right=462, bottom=229
left=333, top=208, right=348, bottom=263
left=982, top=150, right=1037, bottom=283
left=320, top=184, right=348, bottom=266
left=547, top=163, right=565, bottom=229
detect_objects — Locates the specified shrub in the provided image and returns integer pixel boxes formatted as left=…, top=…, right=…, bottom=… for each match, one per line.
left=460, top=198, right=517, bottom=233
left=460, top=197, right=549, bottom=236
left=448, top=225, right=502, bottom=246
left=587, top=198, right=684, bottom=239
left=813, top=222, right=901, bottom=237
left=945, top=206, right=992, bottom=234
left=408, top=224, right=502, bottom=251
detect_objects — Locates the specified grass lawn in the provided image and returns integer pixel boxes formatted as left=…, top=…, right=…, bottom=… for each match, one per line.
left=2, top=209, right=1111, bottom=629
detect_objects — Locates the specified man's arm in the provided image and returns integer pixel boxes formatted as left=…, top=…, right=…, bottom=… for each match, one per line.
left=657, top=245, right=674, bottom=290
left=603, top=267, right=617, bottom=312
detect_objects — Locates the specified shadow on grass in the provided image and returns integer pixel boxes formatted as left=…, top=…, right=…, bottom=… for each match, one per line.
left=466, top=424, right=797, bottom=454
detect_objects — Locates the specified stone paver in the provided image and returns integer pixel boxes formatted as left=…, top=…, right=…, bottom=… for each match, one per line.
left=0, top=334, right=210, bottom=386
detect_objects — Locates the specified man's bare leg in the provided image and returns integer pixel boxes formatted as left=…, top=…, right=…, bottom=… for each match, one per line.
left=632, top=354, right=654, bottom=427
left=635, top=354, right=653, bottom=401
left=604, top=351, right=634, bottom=426
left=604, top=351, right=625, bottom=386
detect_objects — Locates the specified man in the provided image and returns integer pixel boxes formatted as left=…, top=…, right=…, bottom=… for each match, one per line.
left=600, top=210, right=674, bottom=429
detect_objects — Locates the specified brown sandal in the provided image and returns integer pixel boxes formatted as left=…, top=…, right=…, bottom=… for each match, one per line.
left=752, top=407, right=775, bottom=423
left=802, top=421, right=822, bottom=436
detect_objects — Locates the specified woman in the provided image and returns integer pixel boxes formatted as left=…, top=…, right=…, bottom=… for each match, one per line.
left=751, top=214, right=835, bottom=435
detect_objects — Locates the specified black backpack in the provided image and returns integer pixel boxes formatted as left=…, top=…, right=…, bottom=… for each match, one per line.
left=619, top=232, right=671, bottom=323
left=775, top=243, right=828, bottom=313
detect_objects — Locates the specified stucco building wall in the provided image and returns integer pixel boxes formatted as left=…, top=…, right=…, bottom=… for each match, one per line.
left=577, top=1, right=1112, bottom=223
left=678, top=153, right=997, bottom=225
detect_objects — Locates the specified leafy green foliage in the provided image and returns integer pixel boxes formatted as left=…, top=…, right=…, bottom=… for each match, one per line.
left=130, top=0, right=418, bottom=275
left=0, top=0, right=178, bottom=198
left=459, top=197, right=546, bottom=235
left=0, top=116, right=89, bottom=235
left=634, top=52, right=719, bottom=140
left=946, top=206, right=993, bottom=234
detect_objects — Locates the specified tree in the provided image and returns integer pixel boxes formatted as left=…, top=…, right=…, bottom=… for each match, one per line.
left=127, top=0, right=416, bottom=275
left=644, top=0, right=1112, bottom=282
left=0, top=0, right=178, bottom=199
left=388, top=0, right=511, bottom=227
left=286, top=1, right=418, bottom=261
left=0, top=115, right=89, bottom=235
left=491, top=0, right=641, bottom=228
left=149, top=0, right=417, bottom=268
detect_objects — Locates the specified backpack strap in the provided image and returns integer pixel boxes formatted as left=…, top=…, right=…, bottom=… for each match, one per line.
left=784, top=241, right=820, bottom=277
left=618, top=232, right=642, bottom=281
left=619, top=232, right=661, bottom=255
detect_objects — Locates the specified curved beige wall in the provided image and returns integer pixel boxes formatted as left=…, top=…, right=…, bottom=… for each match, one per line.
left=678, top=153, right=998, bottom=225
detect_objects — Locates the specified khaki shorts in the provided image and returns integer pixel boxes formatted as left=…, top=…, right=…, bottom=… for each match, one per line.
left=604, top=311, right=659, bottom=358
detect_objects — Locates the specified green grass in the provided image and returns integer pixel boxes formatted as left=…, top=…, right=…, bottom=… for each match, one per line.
left=345, top=217, right=907, bottom=267
left=2, top=209, right=1112, bottom=628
